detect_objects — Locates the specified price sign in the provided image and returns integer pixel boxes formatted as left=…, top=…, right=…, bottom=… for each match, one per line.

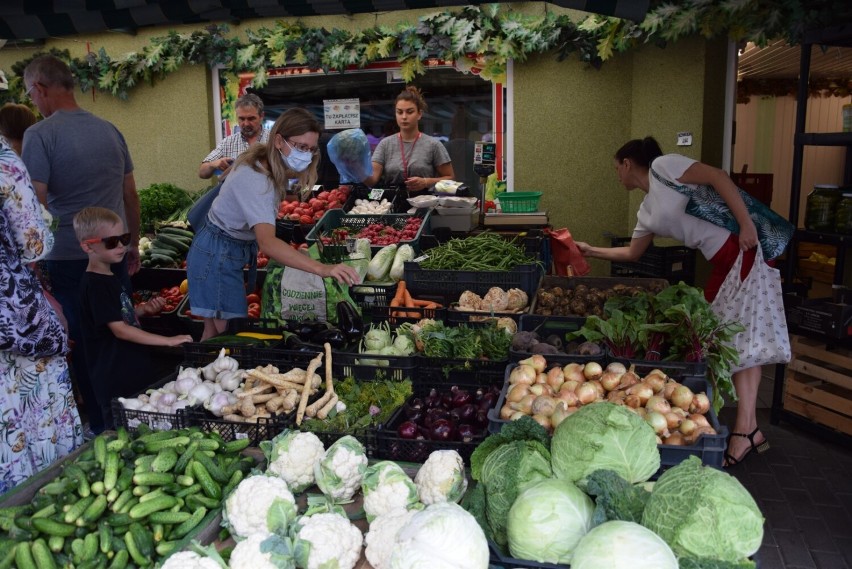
left=368, top=188, right=385, bottom=200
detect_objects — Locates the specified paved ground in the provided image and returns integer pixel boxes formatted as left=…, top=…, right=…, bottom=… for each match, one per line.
left=718, top=366, right=852, bottom=569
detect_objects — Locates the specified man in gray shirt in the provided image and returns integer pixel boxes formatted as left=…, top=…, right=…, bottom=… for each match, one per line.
left=198, top=93, right=269, bottom=179
left=22, top=54, right=139, bottom=435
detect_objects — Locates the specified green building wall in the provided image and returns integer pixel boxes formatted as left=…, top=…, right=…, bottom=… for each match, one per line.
left=0, top=6, right=728, bottom=276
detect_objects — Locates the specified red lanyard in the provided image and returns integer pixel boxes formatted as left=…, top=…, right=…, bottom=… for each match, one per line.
left=398, top=133, right=421, bottom=179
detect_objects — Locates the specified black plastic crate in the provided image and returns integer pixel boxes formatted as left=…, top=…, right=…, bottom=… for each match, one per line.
left=487, top=364, right=727, bottom=474
left=305, top=209, right=431, bottom=255
left=275, top=218, right=315, bottom=245
left=370, top=301, right=448, bottom=326
left=415, top=357, right=509, bottom=387
left=488, top=541, right=567, bottom=569
left=351, top=283, right=398, bottom=312
left=343, top=187, right=408, bottom=214
left=609, top=237, right=696, bottom=284
left=111, top=374, right=187, bottom=433
left=511, top=316, right=607, bottom=363
left=446, top=305, right=526, bottom=327
left=529, top=275, right=670, bottom=320
left=784, top=294, right=852, bottom=340
left=299, top=428, right=377, bottom=458
left=375, top=382, right=499, bottom=463
left=404, top=262, right=541, bottom=307
left=183, top=407, right=292, bottom=447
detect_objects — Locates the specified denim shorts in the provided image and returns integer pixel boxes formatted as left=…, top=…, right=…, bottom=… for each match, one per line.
left=186, top=222, right=257, bottom=319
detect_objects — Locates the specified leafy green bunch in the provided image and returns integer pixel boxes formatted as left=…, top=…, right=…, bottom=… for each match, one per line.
left=138, top=183, right=193, bottom=233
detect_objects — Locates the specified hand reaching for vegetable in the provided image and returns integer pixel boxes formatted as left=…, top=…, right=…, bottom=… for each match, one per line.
left=137, top=295, right=166, bottom=317
left=325, top=263, right=361, bottom=286
left=166, top=334, right=194, bottom=347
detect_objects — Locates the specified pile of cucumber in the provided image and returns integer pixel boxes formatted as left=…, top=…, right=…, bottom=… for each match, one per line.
left=0, top=426, right=253, bottom=568
left=141, top=226, right=194, bottom=268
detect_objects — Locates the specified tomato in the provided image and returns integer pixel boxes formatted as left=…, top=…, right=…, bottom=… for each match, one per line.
left=313, top=211, right=324, bottom=221
left=300, top=215, right=313, bottom=224
left=288, top=213, right=301, bottom=221
left=328, top=200, right=342, bottom=209
left=246, top=293, right=261, bottom=305
left=257, top=257, right=268, bottom=268
left=318, top=191, right=331, bottom=200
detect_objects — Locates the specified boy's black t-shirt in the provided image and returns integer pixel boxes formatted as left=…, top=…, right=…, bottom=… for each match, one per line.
left=79, top=272, right=153, bottom=410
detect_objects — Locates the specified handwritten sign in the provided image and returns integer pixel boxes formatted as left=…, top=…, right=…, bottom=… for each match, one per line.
left=324, top=98, right=361, bottom=129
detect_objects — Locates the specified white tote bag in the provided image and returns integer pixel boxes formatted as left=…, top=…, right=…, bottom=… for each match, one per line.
left=710, top=246, right=791, bottom=373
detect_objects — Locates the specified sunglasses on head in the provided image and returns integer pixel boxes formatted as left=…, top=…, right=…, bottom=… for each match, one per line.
left=83, top=232, right=132, bottom=250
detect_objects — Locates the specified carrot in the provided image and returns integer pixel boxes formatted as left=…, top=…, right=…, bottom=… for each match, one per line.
left=393, top=281, right=407, bottom=305
left=411, top=298, right=441, bottom=308
left=403, top=289, right=415, bottom=308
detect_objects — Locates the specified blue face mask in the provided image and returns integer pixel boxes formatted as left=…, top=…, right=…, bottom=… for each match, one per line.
left=280, top=140, right=313, bottom=173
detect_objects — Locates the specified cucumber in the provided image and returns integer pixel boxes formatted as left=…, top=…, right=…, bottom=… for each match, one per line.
left=98, top=521, right=112, bottom=554
left=128, top=495, right=177, bottom=520
left=174, top=441, right=199, bottom=475
left=79, top=494, right=108, bottom=526
left=107, top=513, right=133, bottom=527
left=149, top=253, right=177, bottom=266
left=154, top=540, right=179, bottom=557
left=157, top=227, right=195, bottom=240
left=222, top=438, right=252, bottom=454
left=64, top=495, right=96, bottom=524
left=94, top=435, right=108, bottom=468
left=149, top=242, right=179, bottom=256
left=150, top=448, right=178, bottom=473
left=169, top=507, right=206, bottom=540
left=14, top=541, right=36, bottom=569
left=31, top=518, right=77, bottom=537
left=192, top=451, right=227, bottom=484
left=132, top=472, right=174, bottom=487
left=106, top=439, right=127, bottom=453
left=81, top=532, right=98, bottom=562
left=64, top=464, right=91, bottom=498
left=154, top=235, right=189, bottom=253
left=190, top=461, right=221, bottom=500
left=137, top=489, right=167, bottom=504
left=129, top=523, right=154, bottom=557
left=123, top=531, right=147, bottom=567
left=147, top=511, right=192, bottom=525
left=107, top=549, right=129, bottom=569
left=47, top=535, right=64, bottom=553
left=149, top=246, right=179, bottom=259
left=144, top=436, right=190, bottom=454
left=31, top=539, right=57, bottom=569
left=103, top=450, right=120, bottom=491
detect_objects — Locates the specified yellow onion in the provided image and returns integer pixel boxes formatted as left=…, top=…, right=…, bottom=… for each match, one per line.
left=606, top=389, right=626, bottom=404
left=531, top=395, right=559, bottom=417
left=519, top=354, right=547, bottom=373
left=575, top=382, right=599, bottom=405
left=624, top=394, right=642, bottom=409
left=599, top=371, right=623, bottom=392
left=535, top=372, right=548, bottom=385
left=663, top=432, right=686, bottom=445
left=678, top=418, right=697, bottom=437
left=507, top=383, right=530, bottom=403
left=626, top=382, right=654, bottom=406
left=499, top=404, right=514, bottom=420
left=550, top=402, right=571, bottom=430
left=562, top=363, right=585, bottom=383
left=509, top=364, right=536, bottom=385
left=643, top=373, right=666, bottom=394
left=688, top=413, right=711, bottom=429
left=531, top=413, right=552, bottom=431
left=664, top=411, right=683, bottom=431
left=617, top=365, right=640, bottom=390
left=545, top=367, right=565, bottom=391
left=645, top=411, right=670, bottom=437
left=560, top=380, right=580, bottom=394
left=556, top=389, right=579, bottom=407
left=528, top=383, right=553, bottom=397
left=662, top=380, right=680, bottom=400
left=606, top=362, right=627, bottom=375
left=689, top=393, right=711, bottom=415
left=646, top=395, right=671, bottom=415
left=583, top=361, right=603, bottom=381
left=510, top=394, right=535, bottom=414
left=588, top=380, right=605, bottom=399
left=670, top=385, right=695, bottom=411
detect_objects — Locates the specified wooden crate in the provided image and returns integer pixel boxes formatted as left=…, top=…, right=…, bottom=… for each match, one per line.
left=783, top=335, right=852, bottom=435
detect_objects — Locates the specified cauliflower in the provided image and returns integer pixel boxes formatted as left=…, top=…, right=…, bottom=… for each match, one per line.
left=314, top=435, right=368, bottom=502
left=228, top=533, right=279, bottom=569
left=414, top=450, right=468, bottom=505
left=481, top=287, right=509, bottom=312
left=362, top=461, right=423, bottom=522
left=160, top=551, right=221, bottom=569
left=292, top=512, right=363, bottom=569
left=365, top=509, right=418, bottom=569
left=223, top=474, right=297, bottom=539
left=261, top=430, right=326, bottom=493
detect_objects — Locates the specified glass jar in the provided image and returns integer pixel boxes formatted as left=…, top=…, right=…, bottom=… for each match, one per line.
left=805, top=184, right=841, bottom=232
left=836, top=192, right=852, bottom=234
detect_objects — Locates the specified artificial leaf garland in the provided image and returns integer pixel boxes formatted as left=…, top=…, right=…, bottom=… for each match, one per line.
left=0, top=1, right=846, bottom=103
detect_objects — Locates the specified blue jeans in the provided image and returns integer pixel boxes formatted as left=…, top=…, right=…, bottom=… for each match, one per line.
left=46, top=258, right=130, bottom=433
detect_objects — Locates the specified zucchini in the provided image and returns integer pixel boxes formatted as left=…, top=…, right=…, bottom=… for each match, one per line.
left=149, top=244, right=179, bottom=257
left=153, top=236, right=189, bottom=253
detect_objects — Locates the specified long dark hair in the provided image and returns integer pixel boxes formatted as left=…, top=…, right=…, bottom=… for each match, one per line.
left=615, top=137, right=663, bottom=169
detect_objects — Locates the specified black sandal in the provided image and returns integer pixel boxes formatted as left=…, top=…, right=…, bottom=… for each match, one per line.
left=724, top=427, right=769, bottom=467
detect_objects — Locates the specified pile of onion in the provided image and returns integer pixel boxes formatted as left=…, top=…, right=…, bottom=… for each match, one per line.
left=500, top=355, right=716, bottom=445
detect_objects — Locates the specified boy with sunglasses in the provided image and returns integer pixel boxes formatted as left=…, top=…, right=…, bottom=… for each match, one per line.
left=74, top=207, right=193, bottom=429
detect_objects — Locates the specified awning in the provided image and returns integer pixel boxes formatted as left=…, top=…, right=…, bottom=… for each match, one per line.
left=0, top=1, right=649, bottom=42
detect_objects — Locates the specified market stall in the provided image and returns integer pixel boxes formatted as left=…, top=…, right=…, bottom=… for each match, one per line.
left=0, top=195, right=770, bottom=567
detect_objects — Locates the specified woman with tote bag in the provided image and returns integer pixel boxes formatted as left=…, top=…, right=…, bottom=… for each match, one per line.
left=576, top=137, right=793, bottom=467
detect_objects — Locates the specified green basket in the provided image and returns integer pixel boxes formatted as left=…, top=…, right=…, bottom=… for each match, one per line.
left=498, top=191, right=542, bottom=213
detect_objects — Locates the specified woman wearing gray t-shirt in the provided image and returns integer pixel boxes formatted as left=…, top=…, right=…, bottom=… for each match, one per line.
left=363, top=86, right=454, bottom=194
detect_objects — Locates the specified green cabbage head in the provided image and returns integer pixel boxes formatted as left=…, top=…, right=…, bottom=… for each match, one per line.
left=479, top=439, right=552, bottom=548
left=507, top=478, right=594, bottom=564
left=642, top=456, right=764, bottom=563
left=572, top=520, right=679, bottom=569
left=551, top=402, right=660, bottom=489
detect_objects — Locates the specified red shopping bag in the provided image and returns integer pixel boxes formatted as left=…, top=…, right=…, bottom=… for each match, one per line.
left=545, top=228, right=590, bottom=276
